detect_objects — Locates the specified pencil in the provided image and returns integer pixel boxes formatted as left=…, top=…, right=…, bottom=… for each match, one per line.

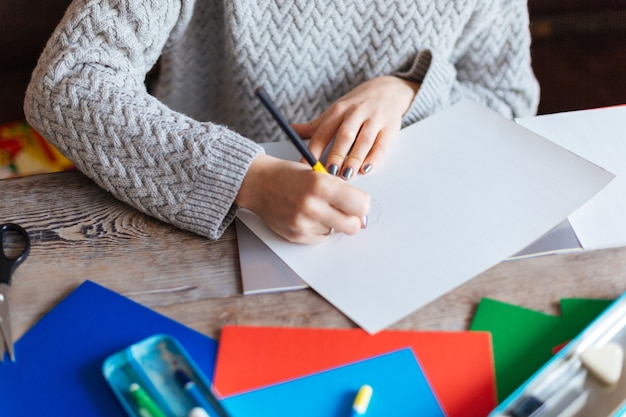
left=254, top=86, right=328, bottom=174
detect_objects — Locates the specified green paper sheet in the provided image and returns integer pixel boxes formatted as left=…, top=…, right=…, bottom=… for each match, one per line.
left=470, top=298, right=568, bottom=401
left=470, top=297, right=614, bottom=402
left=560, top=298, right=613, bottom=338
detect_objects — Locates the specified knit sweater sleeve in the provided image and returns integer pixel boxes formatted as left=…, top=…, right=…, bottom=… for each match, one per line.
left=23, top=0, right=263, bottom=240
left=396, top=0, right=540, bottom=122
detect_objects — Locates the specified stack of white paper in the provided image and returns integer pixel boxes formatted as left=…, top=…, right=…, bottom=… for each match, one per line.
left=238, top=100, right=614, bottom=333
left=516, top=105, right=626, bottom=251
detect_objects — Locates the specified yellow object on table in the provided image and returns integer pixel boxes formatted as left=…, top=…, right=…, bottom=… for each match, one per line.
left=0, top=120, right=74, bottom=178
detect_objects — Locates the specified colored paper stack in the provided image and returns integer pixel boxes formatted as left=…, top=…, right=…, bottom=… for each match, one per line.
left=213, top=326, right=495, bottom=417
left=0, top=281, right=611, bottom=416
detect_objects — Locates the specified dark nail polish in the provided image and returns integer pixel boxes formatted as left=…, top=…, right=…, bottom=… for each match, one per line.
left=362, top=164, right=372, bottom=174
left=328, top=164, right=339, bottom=176
left=342, top=167, right=353, bottom=180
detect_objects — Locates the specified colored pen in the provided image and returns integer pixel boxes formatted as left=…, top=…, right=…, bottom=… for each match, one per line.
left=175, top=370, right=213, bottom=411
left=129, top=382, right=167, bottom=417
left=175, top=369, right=230, bottom=417
left=349, top=384, right=373, bottom=417
left=254, top=86, right=328, bottom=174
left=188, top=407, right=210, bottom=417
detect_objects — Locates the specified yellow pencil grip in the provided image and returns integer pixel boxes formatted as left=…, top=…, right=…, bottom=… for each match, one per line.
left=312, top=161, right=328, bottom=174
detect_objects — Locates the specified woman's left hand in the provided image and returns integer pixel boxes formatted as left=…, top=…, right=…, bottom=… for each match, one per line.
left=292, top=75, right=419, bottom=180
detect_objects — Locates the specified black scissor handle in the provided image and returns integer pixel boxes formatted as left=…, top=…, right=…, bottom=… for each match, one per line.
left=0, top=223, right=31, bottom=284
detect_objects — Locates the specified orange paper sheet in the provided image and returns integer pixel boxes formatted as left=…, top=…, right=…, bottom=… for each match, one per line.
left=214, top=326, right=496, bottom=417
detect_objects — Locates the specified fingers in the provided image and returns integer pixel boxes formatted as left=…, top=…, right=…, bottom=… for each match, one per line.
left=281, top=189, right=369, bottom=244
left=295, top=104, right=389, bottom=180
left=313, top=174, right=371, bottom=239
left=292, top=114, right=340, bottom=165
left=292, top=76, right=417, bottom=180
left=238, top=155, right=370, bottom=244
left=296, top=177, right=369, bottom=242
left=320, top=113, right=398, bottom=181
left=303, top=179, right=369, bottom=236
left=334, top=119, right=384, bottom=179
left=325, top=109, right=371, bottom=179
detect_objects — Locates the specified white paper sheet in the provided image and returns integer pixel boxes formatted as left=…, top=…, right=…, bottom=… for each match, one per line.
left=236, top=218, right=307, bottom=294
left=238, top=100, right=614, bottom=333
left=516, top=105, right=626, bottom=250
left=236, top=142, right=312, bottom=295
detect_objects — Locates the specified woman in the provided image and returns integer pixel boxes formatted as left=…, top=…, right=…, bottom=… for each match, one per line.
left=24, top=0, right=539, bottom=243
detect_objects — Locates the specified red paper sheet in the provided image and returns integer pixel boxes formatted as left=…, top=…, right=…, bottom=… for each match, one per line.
left=214, top=326, right=496, bottom=417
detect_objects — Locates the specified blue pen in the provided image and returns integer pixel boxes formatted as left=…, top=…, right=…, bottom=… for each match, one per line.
left=349, top=385, right=373, bottom=417
left=188, top=407, right=210, bottom=417
left=175, top=370, right=212, bottom=411
left=175, top=370, right=231, bottom=417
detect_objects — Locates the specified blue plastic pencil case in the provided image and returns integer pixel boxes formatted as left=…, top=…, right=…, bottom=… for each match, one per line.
left=102, top=334, right=227, bottom=417
left=489, top=292, right=626, bottom=417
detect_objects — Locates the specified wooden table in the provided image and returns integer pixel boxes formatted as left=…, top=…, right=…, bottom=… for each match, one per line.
left=2, top=172, right=626, bottom=341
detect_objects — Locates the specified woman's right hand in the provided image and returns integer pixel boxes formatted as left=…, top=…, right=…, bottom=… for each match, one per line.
left=235, top=153, right=370, bottom=244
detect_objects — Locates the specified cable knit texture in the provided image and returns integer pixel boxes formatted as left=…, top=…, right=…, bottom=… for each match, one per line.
left=24, top=0, right=539, bottom=240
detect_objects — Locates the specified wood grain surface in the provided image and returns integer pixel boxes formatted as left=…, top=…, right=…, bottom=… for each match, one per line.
left=1, top=172, right=625, bottom=341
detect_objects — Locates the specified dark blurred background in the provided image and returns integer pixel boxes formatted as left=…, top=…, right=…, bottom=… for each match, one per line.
left=1, top=0, right=625, bottom=125
left=530, top=0, right=626, bottom=114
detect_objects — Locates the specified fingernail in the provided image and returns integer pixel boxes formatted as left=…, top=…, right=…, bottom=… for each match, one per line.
left=361, top=215, right=368, bottom=229
left=327, top=164, right=339, bottom=176
left=341, top=167, right=353, bottom=180
left=362, top=164, right=372, bottom=174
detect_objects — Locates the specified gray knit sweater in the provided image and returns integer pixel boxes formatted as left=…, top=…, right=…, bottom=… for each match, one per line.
left=25, top=0, right=539, bottom=240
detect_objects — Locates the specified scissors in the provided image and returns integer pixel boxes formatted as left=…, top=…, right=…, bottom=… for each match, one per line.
left=0, top=223, right=31, bottom=362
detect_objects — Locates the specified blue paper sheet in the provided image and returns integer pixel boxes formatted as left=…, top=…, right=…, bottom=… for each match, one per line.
left=0, top=280, right=218, bottom=416
left=222, top=348, right=445, bottom=417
